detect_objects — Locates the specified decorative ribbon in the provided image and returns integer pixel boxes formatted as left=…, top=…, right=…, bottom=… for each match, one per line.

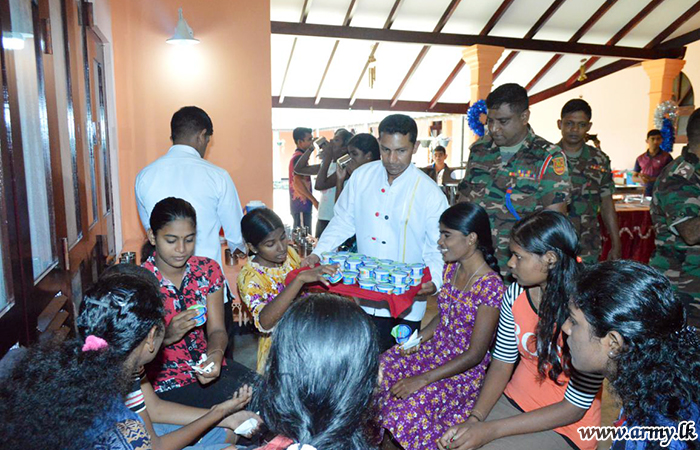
left=505, top=188, right=520, bottom=220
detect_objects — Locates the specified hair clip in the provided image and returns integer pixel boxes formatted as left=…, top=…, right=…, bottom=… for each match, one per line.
left=85, top=298, right=112, bottom=309
left=82, top=335, right=109, bottom=352
left=110, top=287, right=134, bottom=308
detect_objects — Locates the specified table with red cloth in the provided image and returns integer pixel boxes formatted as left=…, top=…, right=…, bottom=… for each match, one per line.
left=599, top=203, right=655, bottom=263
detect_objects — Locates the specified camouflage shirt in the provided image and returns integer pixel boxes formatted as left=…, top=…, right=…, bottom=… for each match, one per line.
left=458, top=128, right=572, bottom=270
left=650, top=147, right=700, bottom=300
left=564, top=143, right=614, bottom=264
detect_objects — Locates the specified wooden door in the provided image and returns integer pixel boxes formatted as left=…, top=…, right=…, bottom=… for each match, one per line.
left=0, top=0, right=117, bottom=354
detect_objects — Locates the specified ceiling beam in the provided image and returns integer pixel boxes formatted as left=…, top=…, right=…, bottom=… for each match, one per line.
left=647, top=0, right=700, bottom=48
left=270, top=21, right=684, bottom=60
left=658, top=26, right=700, bottom=49
left=564, top=0, right=666, bottom=88
left=494, top=0, right=567, bottom=80
left=525, top=0, right=620, bottom=92
left=390, top=0, right=463, bottom=107
left=348, top=0, right=405, bottom=106
left=563, top=0, right=700, bottom=91
left=314, top=0, right=357, bottom=104
left=272, top=96, right=469, bottom=114
left=429, top=60, right=465, bottom=110
left=529, top=2, right=700, bottom=106
left=299, top=0, right=313, bottom=23
left=278, top=0, right=314, bottom=104
left=529, top=59, right=637, bottom=105
left=429, top=0, right=516, bottom=109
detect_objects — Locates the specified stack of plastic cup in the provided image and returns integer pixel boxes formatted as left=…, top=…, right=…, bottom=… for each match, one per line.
left=342, top=271, right=359, bottom=285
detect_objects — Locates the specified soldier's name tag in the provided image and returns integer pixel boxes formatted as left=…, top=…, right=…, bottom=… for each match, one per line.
left=552, top=156, right=566, bottom=175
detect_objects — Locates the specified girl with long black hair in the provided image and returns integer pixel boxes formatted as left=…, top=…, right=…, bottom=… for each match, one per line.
left=565, top=261, right=700, bottom=450
left=374, top=202, right=504, bottom=450
left=0, top=272, right=254, bottom=450
left=440, top=210, right=604, bottom=450
left=253, top=293, right=380, bottom=450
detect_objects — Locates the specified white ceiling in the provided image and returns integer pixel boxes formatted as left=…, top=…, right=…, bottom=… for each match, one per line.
left=270, top=0, right=700, bottom=124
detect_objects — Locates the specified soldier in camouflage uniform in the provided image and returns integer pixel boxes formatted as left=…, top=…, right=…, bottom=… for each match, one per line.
left=650, top=108, right=700, bottom=323
left=557, top=99, right=620, bottom=264
left=458, top=84, right=572, bottom=271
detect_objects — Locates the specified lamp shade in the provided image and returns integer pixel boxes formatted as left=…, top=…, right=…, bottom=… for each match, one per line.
left=166, top=8, right=199, bottom=45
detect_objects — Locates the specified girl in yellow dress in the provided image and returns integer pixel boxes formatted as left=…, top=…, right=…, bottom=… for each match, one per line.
left=237, top=207, right=336, bottom=373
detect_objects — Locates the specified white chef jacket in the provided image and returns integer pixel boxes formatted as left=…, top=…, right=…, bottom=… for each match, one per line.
left=313, top=160, right=448, bottom=321
left=135, top=145, right=245, bottom=273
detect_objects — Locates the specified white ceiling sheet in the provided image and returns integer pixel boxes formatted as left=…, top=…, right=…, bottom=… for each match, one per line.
left=588, top=56, right=619, bottom=72
left=487, top=0, right=553, bottom=38
left=353, top=42, right=427, bottom=100
left=495, top=51, right=557, bottom=89
left=441, top=0, right=509, bottom=35
left=270, top=0, right=700, bottom=106
left=577, top=0, right=648, bottom=46
left=316, top=39, right=377, bottom=100
left=438, top=62, right=471, bottom=103
left=398, top=45, right=466, bottom=101
left=389, top=0, right=456, bottom=32
left=270, top=0, right=306, bottom=22
left=532, top=0, right=606, bottom=41
left=529, top=54, right=589, bottom=95
left=279, top=36, right=339, bottom=98
left=618, top=0, right=698, bottom=47
left=351, top=0, right=402, bottom=28
left=271, top=34, right=297, bottom=95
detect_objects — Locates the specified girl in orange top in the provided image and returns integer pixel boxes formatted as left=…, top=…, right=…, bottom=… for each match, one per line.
left=439, top=211, right=603, bottom=450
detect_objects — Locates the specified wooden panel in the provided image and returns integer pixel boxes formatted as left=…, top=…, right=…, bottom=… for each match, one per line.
left=36, top=294, right=69, bottom=333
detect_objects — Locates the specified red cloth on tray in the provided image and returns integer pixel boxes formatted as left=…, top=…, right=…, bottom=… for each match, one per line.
left=285, top=266, right=432, bottom=318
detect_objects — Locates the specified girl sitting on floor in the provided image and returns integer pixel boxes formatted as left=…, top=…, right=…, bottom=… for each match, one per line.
left=373, top=202, right=505, bottom=450
left=0, top=272, right=255, bottom=450
left=254, top=294, right=380, bottom=450
left=565, top=261, right=700, bottom=450
left=439, top=210, right=604, bottom=450
left=142, top=197, right=256, bottom=408
left=237, top=207, right=336, bottom=373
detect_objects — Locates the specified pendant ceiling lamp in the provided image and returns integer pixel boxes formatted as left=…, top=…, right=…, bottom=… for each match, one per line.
left=166, top=8, right=199, bottom=45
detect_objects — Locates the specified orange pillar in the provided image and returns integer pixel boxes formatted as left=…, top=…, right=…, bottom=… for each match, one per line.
left=462, top=45, right=504, bottom=142
left=642, top=58, right=685, bottom=131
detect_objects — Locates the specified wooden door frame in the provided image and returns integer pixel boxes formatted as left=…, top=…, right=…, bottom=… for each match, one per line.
left=0, top=0, right=66, bottom=352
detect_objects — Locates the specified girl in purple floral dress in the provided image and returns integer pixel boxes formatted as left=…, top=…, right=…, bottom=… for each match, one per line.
left=374, top=203, right=505, bottom=450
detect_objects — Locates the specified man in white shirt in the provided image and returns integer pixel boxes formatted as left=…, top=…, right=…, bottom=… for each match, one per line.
left=135, top=106, right=245, bottom=274
left=304, top=115, right=448, bottom=351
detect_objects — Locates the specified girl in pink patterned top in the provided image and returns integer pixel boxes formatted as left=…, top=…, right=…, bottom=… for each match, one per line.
left=373, top=203, right=505, bottom=450
left=142, top=197, right=255, bottom=408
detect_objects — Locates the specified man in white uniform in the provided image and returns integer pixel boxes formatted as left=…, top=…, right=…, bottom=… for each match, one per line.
left=135, top=106, right=245, bottom=275
left=305, top=114, right=448, bottom=351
